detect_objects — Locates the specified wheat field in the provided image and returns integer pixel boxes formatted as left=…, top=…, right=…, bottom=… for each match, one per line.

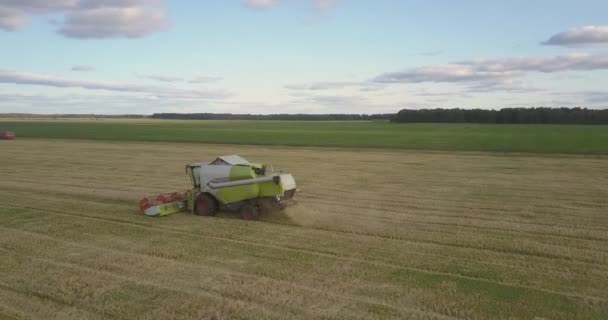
left=1, top=139, right=607, bottom=319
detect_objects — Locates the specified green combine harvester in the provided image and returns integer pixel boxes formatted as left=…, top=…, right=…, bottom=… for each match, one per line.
left=139, top=155, right=297, bottom=220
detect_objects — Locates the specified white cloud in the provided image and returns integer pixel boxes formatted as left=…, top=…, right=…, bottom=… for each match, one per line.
left=0, top=6, right=27, bottom=31
left=137, top=74, right=222, bottom=83
left=189, top=76, right=222, bottom=84
left=582, top=91, right=608, bottom=104
left=314, top=0, right=340, bottom=11
left=244, top=0, right=280, bottom=9
left=285, top=81, right=360, bottom=91
left=0, top=0, right=78, bottom=12
left=285, top=81, right=387, bottom=92
left=244, top=0, right=340, bottom=11
left=0, top=69, right=229, bottom=100
left=461, top=53, right=608, bottom=73
left=466, top=80, right=543, bottom=93
left=288, top=93, right=395, bottom=113
left=71, top=65, right=95, bottom=72
left=60, top=0, right=170, bottom=39
left=543, top=26, right=608, bottom=47
left=139, top=74, right=183, bottom=83
left=306, top=94, right=368, bottom=107
left=374, top=64, right=511, bottom=84
left=0, top=92, right=221, bottom=114
left=0, top=0, right=170, bottom=38
left=373, top=53, right=608, bottom=90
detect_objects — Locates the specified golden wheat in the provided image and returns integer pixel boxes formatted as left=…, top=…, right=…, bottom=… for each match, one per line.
left=1, top=139, right=607, bottom=319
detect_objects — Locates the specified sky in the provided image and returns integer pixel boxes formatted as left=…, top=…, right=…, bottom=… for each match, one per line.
left=0, top=0, right=608, bottom=114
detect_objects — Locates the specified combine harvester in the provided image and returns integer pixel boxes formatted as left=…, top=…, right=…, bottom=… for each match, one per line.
left=139, top=155, right=297, bottom=220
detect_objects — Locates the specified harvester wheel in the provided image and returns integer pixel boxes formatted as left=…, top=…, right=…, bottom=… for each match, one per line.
left=195, top=193, right=217, bottom=216
left=240, top=204, right=259, bottom=220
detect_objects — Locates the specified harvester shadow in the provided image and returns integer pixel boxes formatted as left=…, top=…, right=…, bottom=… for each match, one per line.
left=211, top=207, right=299, bottom=226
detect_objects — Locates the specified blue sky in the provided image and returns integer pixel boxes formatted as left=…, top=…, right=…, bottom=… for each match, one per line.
left=1, top=0, right=608, bottom=114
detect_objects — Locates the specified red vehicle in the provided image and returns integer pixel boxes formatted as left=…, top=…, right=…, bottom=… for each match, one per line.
left=1, top=131, right=16, bottom=140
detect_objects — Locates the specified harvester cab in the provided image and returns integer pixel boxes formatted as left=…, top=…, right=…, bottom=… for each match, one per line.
left=140, top=155, right=296, bottom=220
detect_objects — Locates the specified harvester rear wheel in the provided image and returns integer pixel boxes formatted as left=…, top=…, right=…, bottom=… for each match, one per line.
left=195, top=193, right=217, bottom=216
left=240, top=204, right=259, bottom=220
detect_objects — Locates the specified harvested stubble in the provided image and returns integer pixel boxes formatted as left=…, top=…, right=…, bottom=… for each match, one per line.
left=1, top=139, right=607, bottom=320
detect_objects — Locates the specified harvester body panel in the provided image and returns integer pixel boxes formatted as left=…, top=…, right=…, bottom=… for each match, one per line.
left=198, top=163, right=295, bottom=205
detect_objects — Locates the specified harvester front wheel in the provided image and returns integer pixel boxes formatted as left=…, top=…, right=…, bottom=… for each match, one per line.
left=195, top=193, right=217, bottom=216
left=240, top=204, right=259, bottom=220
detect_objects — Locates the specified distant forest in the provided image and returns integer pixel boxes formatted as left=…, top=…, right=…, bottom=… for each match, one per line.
left=392, top=108, right=608, bottom=124
left=150, top=113, right=395, bottom=121
left=3, top=107, right=608, bottom=124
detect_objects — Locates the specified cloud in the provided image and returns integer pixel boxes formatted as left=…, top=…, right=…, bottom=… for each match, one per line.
left=0, top=6, right=27, bottom=31
left=305, top=94, right=368, bottom=107
left=466, top=80, right=543, bottom=93
left=138, top=74, right=222, bottom=83
left=373, top=53, right=608, bottom=87
left=581, top=91, right=608, bottom=104
left=358, top=84, right=387, bottom=92
left=413, top=50, right=443, bottom=57
left=285, top=81, right=387, bottom=93
left=59, top=0, right=170, bottom=39
left=244, top=0, right=280, bottom=9
left=285, top=81, right=360, bottom=91
left=314, top=0, right=340, bottom=11
left=244, top=0, right=340, bottom=11
left=189, top=76, right=222, bottom=84
left=0, top=0, right=170, bottom=39
left=139, top=74, right=183, bottom=82
left=374, top=64, right=512, bottom=84
left=461, top=53, right=608, bottom=73
left=413, top=90, right=470, bottom=98
left=0, top=0, right=77, bottom=12
left=542, top=26, right=608, bottom=47
left=286, top=93, right=395, bottom=113
left=0, top=69, right=229, bottom=100
left=71, top=65, right=95, bottom=72
left=0, top=92, right=221, bottom=114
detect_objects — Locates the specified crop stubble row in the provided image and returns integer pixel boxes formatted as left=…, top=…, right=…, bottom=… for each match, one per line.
left=1, top=139, right=607, bottom=319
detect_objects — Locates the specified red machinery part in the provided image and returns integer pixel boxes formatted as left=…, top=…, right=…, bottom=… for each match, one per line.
left=139, top=192, right=187, bottom=213
left=1, top=132, right=16, bottom=140
left=139, top=198, right=151, bottom=211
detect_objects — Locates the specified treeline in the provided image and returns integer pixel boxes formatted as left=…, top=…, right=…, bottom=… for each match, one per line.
left=151, top=113, right=395, bottom=121
left=392, top=108, right=608, bottom=124
left=0, top=113, right=146, bottom=119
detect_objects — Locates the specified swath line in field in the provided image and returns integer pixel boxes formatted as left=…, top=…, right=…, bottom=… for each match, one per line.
left=0, top=247, right=461, bottom=320
left=2, top=220, right=605, bottom=304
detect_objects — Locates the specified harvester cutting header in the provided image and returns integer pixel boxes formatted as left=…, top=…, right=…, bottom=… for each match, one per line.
left=139, top=155, right=297, bottom=220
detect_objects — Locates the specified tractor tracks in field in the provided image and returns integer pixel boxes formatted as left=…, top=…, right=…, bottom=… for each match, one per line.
left=3, top=187, right=608, bottom=265
left=9, top=179, right=608, bottom=246
left=0, top=241, right=463, bottom=320
left=6, top=202, right=603, bottom=289
left=2, top=210, right=606, bottom=305
left=0, top=249, right=290, bottom=320
left=0, top=282, right=117, bottom=320
left=299, top=197, right=608, bottom=249
left=10, top=203, right=608, bottom=268
left=302, top=192, right=608, bottom=234
left=4, top=198, right=608, bottom=276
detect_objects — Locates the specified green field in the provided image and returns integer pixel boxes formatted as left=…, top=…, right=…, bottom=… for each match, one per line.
left=1, top=119, right=607, bottom=154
